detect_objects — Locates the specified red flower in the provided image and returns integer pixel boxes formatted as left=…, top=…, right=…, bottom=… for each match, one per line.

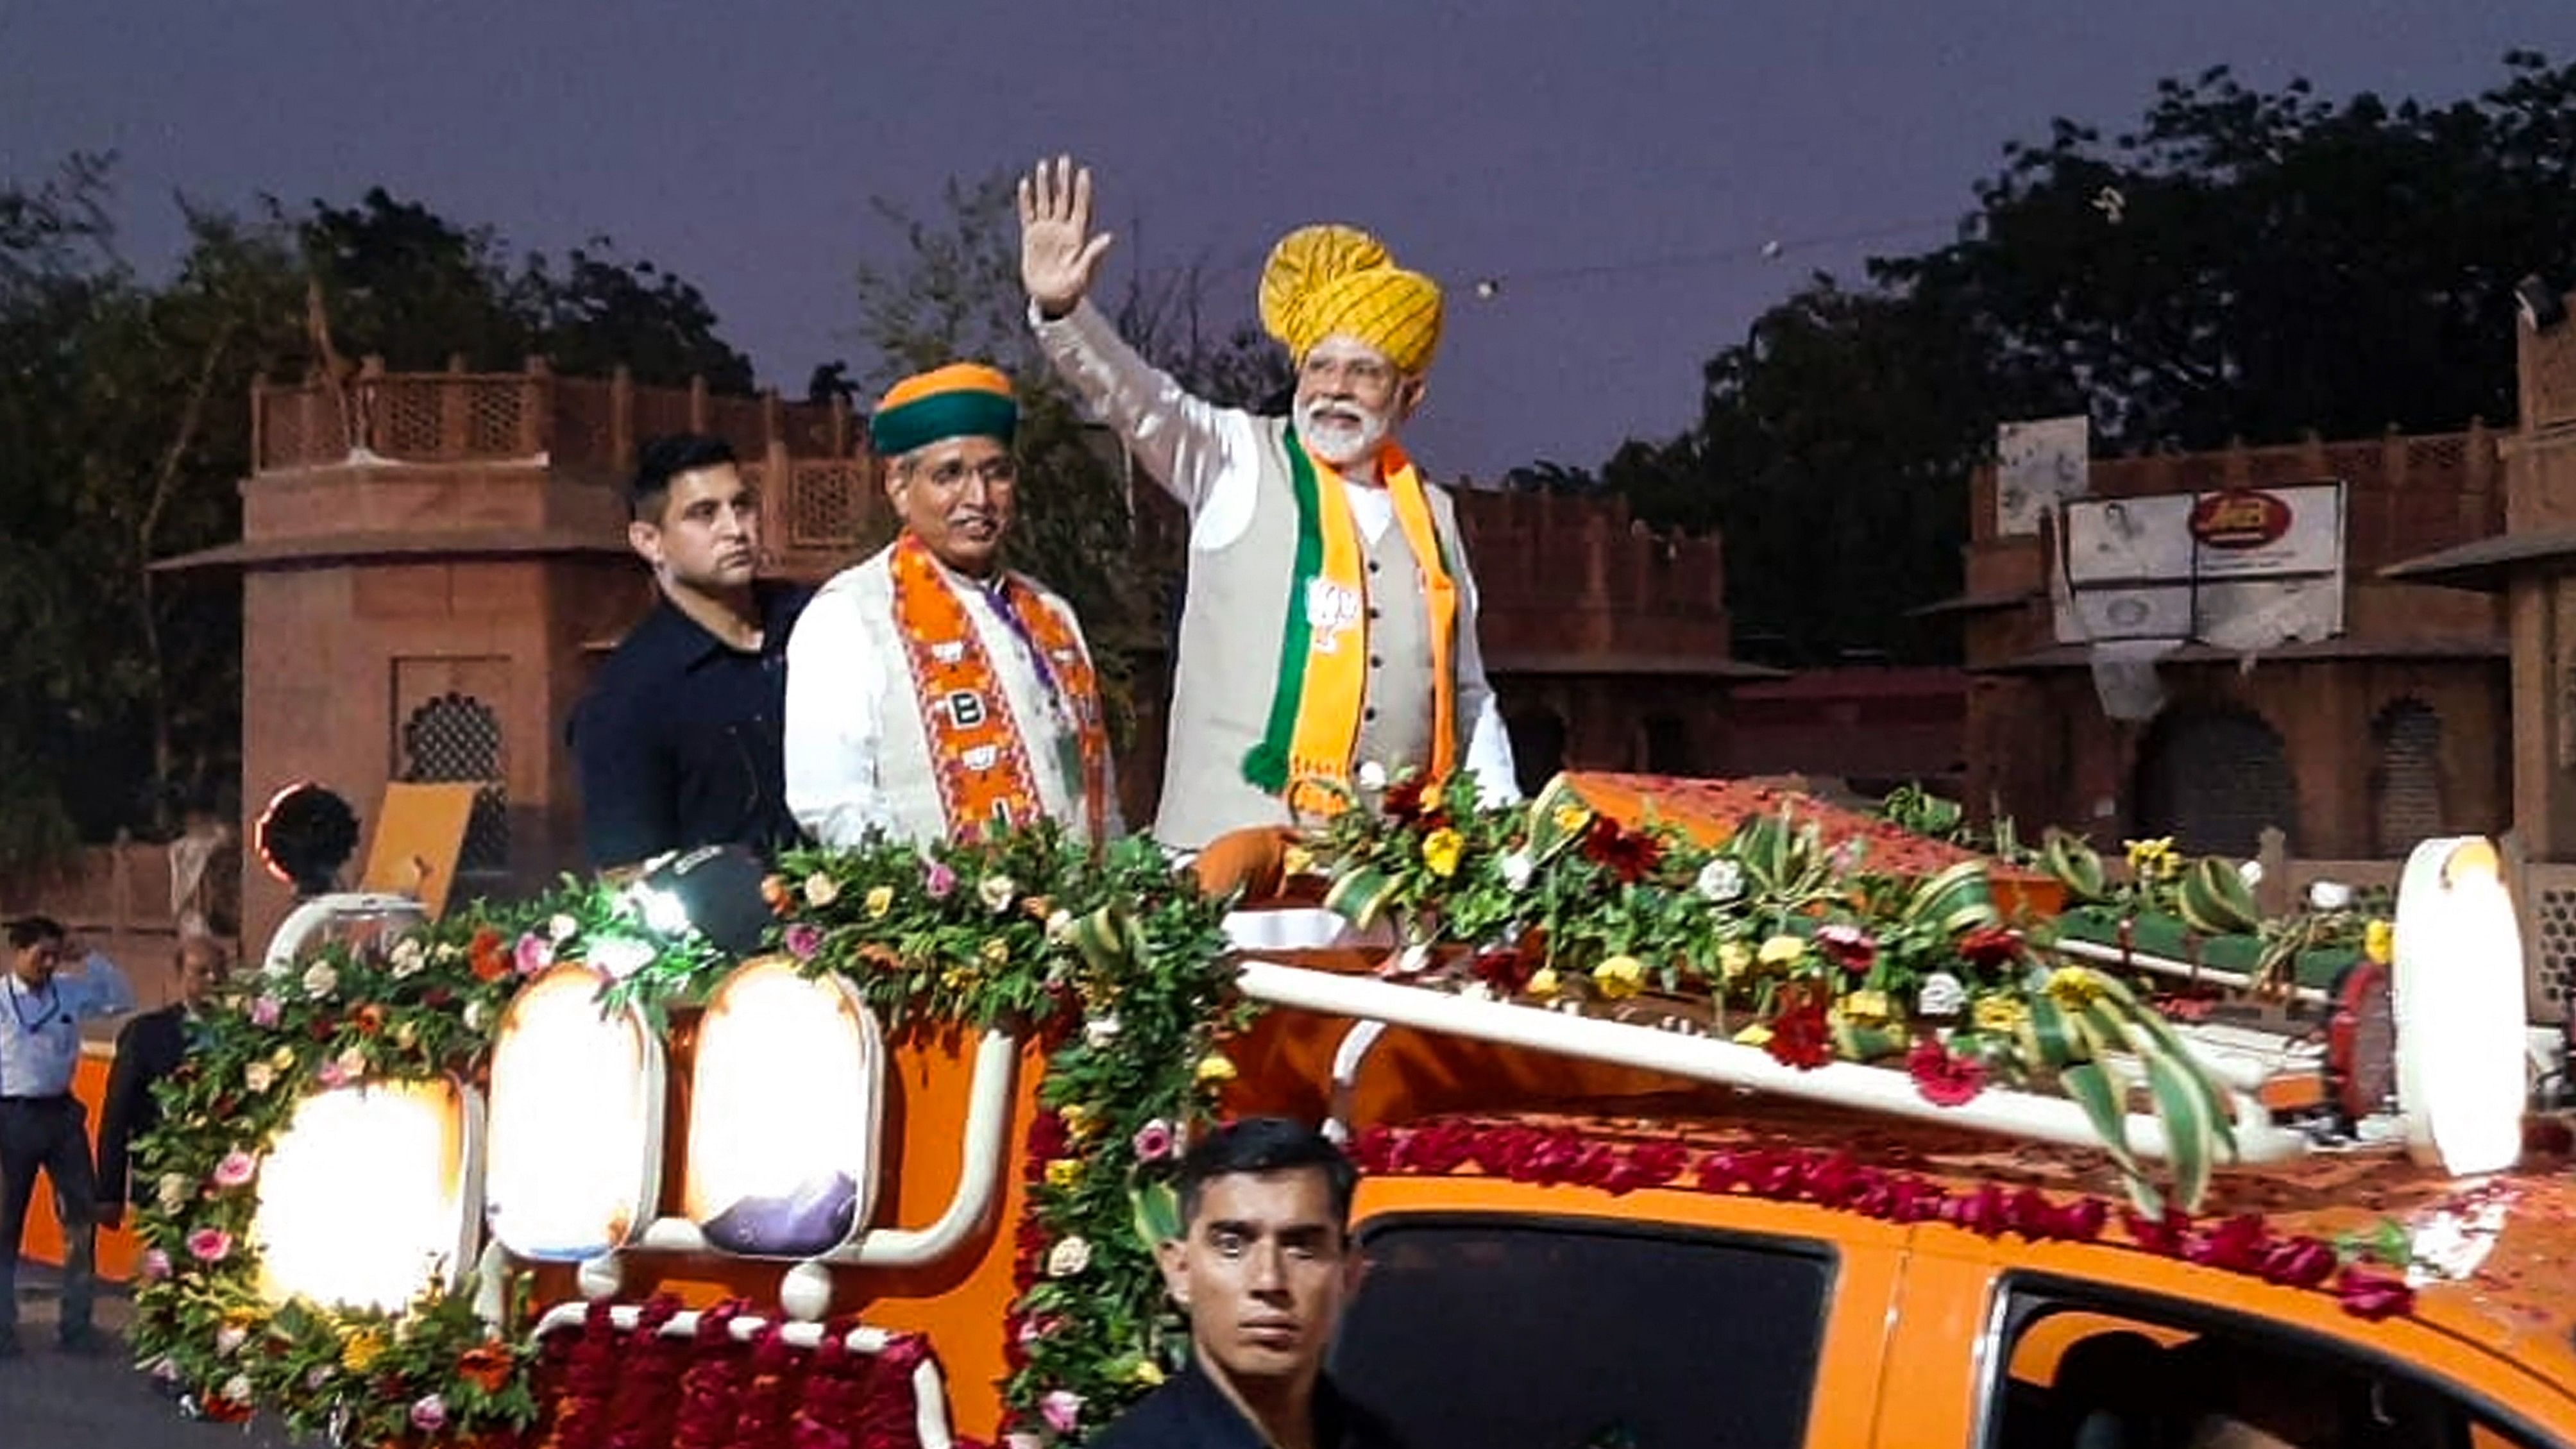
left=1815, top=924, right=1877, bottom=975
left=1579, top=815, right=1664, bottom=883
left=1956, top=925, right=2023, bottom=970
left=458, top=1339, right=515, bottom=1394
left=2260, top=1238, right=2339, bottom=1289
left=1764, top=996, right=1833, bottom=1071
left=469, top=927, right=509, bottom=983
left=1470, top=948, right=1533, bottom=994
left=1382, top=775, right=1430, bottom=823
left=2334, top=1266, right=2416, bottom=1321
left=1907, top=1038, right=1987, bottom=1107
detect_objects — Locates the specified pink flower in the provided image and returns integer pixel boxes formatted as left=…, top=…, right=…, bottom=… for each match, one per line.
left=783, top=922, right=823, bottom=960
left=211, top=1150, right=258, bottom=1190
left=316, top=1058, right=351, bottom=1089
left=410, top=1393, right=450, bottom=1432
left=513, top=932, right=553, bottom=976
left=186, top=1227, right=233, bottom=1263
left=139, top=1248, right=172, bottom=1281
left=1906, top=1039, right=1987, bottom=1108
left=1016, top=1312, right=1061, bottom=1347
left=249, top=995, right=282, bottom=1028
left=1131, top=1118, right=1176, bottom=1162
left=923, top=860, right=959, bottom=900
left=1040, top=1389, right=1084, bottom=1433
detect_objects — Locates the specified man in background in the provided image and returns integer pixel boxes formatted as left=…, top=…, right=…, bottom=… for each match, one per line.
left=0, top=915, right=133, bottom=1358
left=571, top=434, right=814, bottom=872
left=94, top=935, right=230, bottom=1226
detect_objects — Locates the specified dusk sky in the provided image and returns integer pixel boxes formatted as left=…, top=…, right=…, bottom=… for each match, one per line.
left=6, top=1, right=2571, bottom=480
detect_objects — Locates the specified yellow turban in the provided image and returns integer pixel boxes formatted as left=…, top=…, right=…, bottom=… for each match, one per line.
left=1258, top=224, right=1444, bottom=376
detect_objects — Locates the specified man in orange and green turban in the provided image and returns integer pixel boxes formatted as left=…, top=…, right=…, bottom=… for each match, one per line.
left=783, top=362, right=1117, bottom=847
left=1018, top=156, right=1518, bottom=852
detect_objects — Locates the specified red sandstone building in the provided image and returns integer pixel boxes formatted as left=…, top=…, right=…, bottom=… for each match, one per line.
left=171, top=364, right=1758, bottom=948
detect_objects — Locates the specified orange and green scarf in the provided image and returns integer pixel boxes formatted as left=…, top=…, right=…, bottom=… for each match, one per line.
left=890, top=535, right=1109, bottom=845
left=1242, top=431, right=1458, bottom=816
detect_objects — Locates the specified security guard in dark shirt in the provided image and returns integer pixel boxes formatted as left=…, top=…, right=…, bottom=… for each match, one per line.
left=1097, top=1119, right=1407, bottom=1449
left=570, top=434, right=815, bottom=872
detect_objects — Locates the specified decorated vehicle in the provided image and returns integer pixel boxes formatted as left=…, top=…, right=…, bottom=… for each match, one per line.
left=110, top=771, right=2576, bottom=1447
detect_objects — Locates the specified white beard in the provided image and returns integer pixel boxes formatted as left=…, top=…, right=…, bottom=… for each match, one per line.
left=1295, top=396, right=1392, bottom=470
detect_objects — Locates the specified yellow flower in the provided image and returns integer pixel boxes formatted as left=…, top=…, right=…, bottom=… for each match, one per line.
left=1525, top=967, right=1561, bottom=999
left=1592, top=955, right=1645, bottom=1000
left=2364, top=919, right=2394, bottom=966
left=1281, top=843, right=1318, bottom=879
left=1732, top=1022, right=1775, bottom=1048
left=2123, top=837, right=2176, bottom=879
left=1552, top=802, right=1593, bottom=834
left=864, top=885, right=895, bottom=920
left=1194, top=1052, right=1238, bottom=1084
left=1131, top=1359, right=1167, bottom=1387
left=1717, top=942, right=1752, bottom=980
left=1838, top=989, right=1892, bottom=1026
left=1972, top=995, right=2029, bottom=1033
left=342, top=1330, right=386, bottom=1373
left=2044, top=967, right=2105, bottom=1009
left=1421, top=828, right=1464, bottom=879
left=1045, top=1158, right=1082, bottom=1190
left=982, top=938, right=1011, bottom=967
left=1757, top=935, right=1808, bottom=969
left=940, top=965, right=977, bottom=992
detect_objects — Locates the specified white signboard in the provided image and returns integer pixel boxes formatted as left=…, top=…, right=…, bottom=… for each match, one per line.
left=2053, top=482, right=2346, bottom=650
left=1996, top=416, right=2090, bottom=537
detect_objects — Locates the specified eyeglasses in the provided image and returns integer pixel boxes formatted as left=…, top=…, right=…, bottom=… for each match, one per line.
left=915, top=455, right=1020, bottom=489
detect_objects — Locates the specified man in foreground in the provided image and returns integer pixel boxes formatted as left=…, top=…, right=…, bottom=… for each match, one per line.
left=1097, top=1117, right=1402, bottom=1449
left=0, top=915, right=133, bottom=1357
left=95, top=935, right=231, bottom=1224
left=571, top=434, right=814, bottom=872
left=1019, top=156, right=1516, bottom=851
left=785, top=364, right=1115, bottom=847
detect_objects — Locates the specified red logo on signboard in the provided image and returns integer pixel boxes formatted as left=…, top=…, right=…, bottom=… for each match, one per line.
left=2188, top=489, right=2293, bottom=550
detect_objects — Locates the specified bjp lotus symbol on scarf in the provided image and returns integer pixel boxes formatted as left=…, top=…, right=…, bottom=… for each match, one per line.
left=1304, top=578, right=1363, bottom=654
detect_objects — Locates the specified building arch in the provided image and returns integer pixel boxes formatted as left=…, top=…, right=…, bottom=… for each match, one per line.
left=400, top=691, right=509, bottom=876
left=1507, top=707, right=1568, bottom=799
left=2132, top=704, right=2297, bottom=858
left=2369, top=698, right=2445, bottom=857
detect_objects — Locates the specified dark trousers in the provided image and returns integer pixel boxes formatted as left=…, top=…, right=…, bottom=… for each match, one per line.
left=0, top=1095, right=99, bottom=1340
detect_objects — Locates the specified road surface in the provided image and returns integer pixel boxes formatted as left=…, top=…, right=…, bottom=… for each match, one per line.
left=6, top=1261, right=310, bottom=1448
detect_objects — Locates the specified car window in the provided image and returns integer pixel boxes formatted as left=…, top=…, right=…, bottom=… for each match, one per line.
left=1330, top=1214, right=1834, bottom=1449
left=1983, top=1279, right=2550, bottom=1449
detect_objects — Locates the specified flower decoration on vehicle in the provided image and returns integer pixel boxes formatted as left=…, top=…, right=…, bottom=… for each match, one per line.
left=2037, top=830, right=2393, bottom=997
left=1350, top=1120, right=2421, bottom=1322
left=1300, top=770, right=2242, bottom=1215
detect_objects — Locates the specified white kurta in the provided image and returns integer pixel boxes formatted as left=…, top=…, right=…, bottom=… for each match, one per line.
left=783, top=545, right=1119, bottom=848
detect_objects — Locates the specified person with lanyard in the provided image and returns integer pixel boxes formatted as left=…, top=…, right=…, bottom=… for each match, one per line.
left=0, top=914, right=133, bottom=1358
left=1017, top=157, right=1518, bottom=854
left=570, top=433, right=816, bottom=873
left=94, top=935, right=230, bottom=1229
left=1092, top=1117, right=1406, bottom=1449
left=783, top=362, right=1119, bottom=847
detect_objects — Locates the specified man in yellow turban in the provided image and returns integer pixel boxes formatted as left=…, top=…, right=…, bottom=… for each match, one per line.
left=1019, top=156, right=1518, bottom=852
left=783, top=362, right=1117, bottom=847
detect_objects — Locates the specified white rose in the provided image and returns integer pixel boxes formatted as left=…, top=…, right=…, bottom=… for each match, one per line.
left=387, top=937, right=427, bottom=979
left=978, top=874, right=1019, bottom=914
left=300, top=961, right=338, bottom=1001
left=463, top=999, right=489, bottom=1032
left=1046, top=910, right=1076, bottom=944
left=214, top=1324, right=248, bottom=1356
left=157, top=1173, right=191, bottom=1212
left=548, top=913, right=579, bottom=944
left=1046, top=1235, right=1092, bottom=1278
left=1356, top=761, right=1389, bottom=792
left=1083, top=1015, right=1121, bottom=1047
left=2307, top=879, right=2354, bottom=911
left=2237, top=859, right=2265, bottom=888
left=244, top=1062, right=276, bottom=1094
left=221, top=1373, right=252, bottom=1403
left=1917, top=971, right=1967, bottom=1018
left=1500, top=851, right=1534, bottom=892
left=1695, top=858, right=1745, bottom=904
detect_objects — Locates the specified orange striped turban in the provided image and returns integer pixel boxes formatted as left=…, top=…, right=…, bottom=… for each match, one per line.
left=1258, top=224, right=1445, bottom=376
